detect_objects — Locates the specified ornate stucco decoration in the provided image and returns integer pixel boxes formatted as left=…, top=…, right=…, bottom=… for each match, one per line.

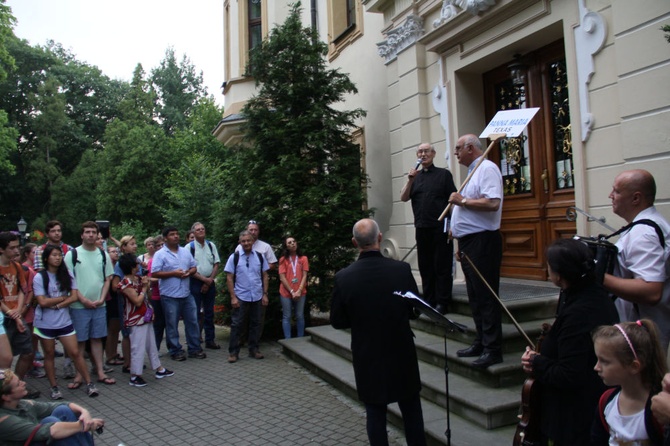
left=433, top=0, right=497, bottom=28
left=377, top=15, right=424, bottom=63
left=431, top=59, right=452, bottom=165
left=573, top=0, right=607, bottom=142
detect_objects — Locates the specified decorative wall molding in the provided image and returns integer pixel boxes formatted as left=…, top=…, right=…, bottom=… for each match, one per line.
left=377, top=15, right=424, bottom=63
left=573, top=0, right=607, bottom=142
left=431, top=59, right=452, bottom=165
left=433, top=0, right=498, bottom=28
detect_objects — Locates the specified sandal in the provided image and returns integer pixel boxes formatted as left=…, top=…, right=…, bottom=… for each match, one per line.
left=67, top=381, right=83, bottom=390
left=105, top=358, right=124, bottom=366
left=97, top=376, right=116, bottom=385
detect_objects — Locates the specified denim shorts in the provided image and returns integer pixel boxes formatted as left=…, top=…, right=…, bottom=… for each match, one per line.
left=70, top=307, right=107, bottom=341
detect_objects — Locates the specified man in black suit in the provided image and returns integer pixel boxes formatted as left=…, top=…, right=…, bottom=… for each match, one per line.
left=331, top=219, right=427, bottom=446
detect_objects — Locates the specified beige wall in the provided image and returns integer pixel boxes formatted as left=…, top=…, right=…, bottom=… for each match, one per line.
left=220, top=0, right=670, bottom=280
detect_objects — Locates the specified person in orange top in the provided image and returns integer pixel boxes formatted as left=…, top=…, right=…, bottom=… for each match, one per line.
left=278, top=236, right=309, bottom=339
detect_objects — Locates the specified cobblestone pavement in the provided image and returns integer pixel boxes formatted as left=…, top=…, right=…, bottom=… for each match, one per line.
left=22, top=327, right=405, bottom=446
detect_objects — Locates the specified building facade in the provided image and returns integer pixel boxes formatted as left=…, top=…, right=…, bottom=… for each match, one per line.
left=217, top=0, right=670, bottom=282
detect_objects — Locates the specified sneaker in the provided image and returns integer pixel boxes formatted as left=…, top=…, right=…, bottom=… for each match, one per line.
left=249, top=351, right=264, bottom=360
left=129, top=376, right=147, bottom=387
left=86, top=383, right=99, bottom=397
left=54, top=349, right=64, bottom=358
left=62, top=362, right=75, bottom=379
left=50, top=386, right=63, bottom=400
left=188, top=351, right=207, bottom=359
left=35, top=351, right=44, bottom=360
left=155, top=368, right=174, bottom=379
left=33, top=360, right=44, bottom=368
left=171, top=352, right=187, bottom=362
left=28, top=368, right=46, bottom=379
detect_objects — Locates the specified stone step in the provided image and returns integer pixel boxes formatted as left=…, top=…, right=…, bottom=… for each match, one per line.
left=412, top=311, right=554, bottom=355
left=449, top=280, right=558, bottom=323
left=283, top=328, right=523, bottom=429
left=279, top=335, right=518, bottom=445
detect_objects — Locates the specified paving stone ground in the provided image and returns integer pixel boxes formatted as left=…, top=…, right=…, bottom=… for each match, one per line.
left=21, top=325, right=406, bottom=446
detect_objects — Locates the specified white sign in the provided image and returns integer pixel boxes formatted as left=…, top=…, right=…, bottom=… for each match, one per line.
left=479, top=107, right=540, bottom=138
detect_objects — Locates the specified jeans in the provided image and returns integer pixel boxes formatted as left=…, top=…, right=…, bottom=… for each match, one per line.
left=161, top=294, right=201, bottom=356
left=151, top=298, right=174, bottom=352
left=39, top=405, right=94, bottom=445
left=280, top=295, right=306, bottom=339
left=229, top=300, right=262, bottom=355
left=190, top=279, right=216, bottom=343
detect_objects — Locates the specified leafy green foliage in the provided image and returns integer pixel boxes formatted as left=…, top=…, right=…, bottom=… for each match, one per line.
left=151, top=47, right=206, bottom=136
left=663, top=25, right=670, bottom=43
left=216, top=2, right=369, bottom=315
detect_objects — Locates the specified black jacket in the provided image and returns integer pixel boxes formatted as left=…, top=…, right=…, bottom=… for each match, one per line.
left=330, top=250, right=421, bottom=405
left=531, top=281, right=619, bottom=445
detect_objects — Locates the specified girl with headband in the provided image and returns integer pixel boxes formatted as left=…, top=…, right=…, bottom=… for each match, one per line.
left=591, top=319, right=668, bottom=445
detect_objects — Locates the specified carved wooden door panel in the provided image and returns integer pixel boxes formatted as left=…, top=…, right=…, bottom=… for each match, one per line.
left=483, top=40, right=576, bottom=280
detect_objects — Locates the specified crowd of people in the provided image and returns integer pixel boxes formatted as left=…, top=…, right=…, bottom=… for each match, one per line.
left=2, top=135, right=670, bottom=445
left=0, top=218, right=310, bottom=444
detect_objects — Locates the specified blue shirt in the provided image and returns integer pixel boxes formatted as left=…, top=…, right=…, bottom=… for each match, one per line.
left=224, top=249, right=268, bottom=302
left=151, top=246, right=197, bottom=298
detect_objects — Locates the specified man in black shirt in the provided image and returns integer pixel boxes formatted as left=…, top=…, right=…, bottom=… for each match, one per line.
left=400, top=143, right=457, bottom=314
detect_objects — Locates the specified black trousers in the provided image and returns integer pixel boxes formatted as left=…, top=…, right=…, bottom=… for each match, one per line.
left=459, top=230, right=503, bottom=354
left=364, top=393, right=427, bottom=446
left=415, top=226, right=453, bottom=308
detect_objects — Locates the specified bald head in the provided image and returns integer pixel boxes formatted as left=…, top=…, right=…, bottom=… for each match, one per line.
left=618, top=169, right=656, bottom=204
left=610, top=169, right=657, bottom=221
left=352, top=219, right=381, bottom=251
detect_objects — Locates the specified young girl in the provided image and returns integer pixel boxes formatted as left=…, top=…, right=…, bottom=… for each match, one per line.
left=592, top=319, right=668, bottom=445
left=116, top=253, right=173, bottom=387
left=32, top=245, right=99, bottom=399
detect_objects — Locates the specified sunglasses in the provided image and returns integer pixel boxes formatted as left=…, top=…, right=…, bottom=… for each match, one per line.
left=248, top=220, right=258, bottom=225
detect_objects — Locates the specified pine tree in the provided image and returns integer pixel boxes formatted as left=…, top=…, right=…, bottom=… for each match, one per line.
left=219, top=1, right=369, bottom=313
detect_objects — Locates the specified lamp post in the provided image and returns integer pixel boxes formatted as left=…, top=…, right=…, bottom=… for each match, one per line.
left=17, top=216, right=28, bottom=246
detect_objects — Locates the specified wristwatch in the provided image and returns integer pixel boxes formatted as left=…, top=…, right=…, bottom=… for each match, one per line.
left=461, top=198, right=467, bottom=207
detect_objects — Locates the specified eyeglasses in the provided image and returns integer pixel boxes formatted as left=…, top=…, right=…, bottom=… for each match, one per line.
left=248, top=220, right=257, bottom=225
left=246, top=257, right=249, bottom=268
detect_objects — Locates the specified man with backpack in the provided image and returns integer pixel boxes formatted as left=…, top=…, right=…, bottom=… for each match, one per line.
left=63, top=221, right=115, bottom=391
left=225, top=230, right=269, bottom=364
left=188, top=222, right=221, bottom=350
left=0, top=232, right=39, bottom=399
left=603, top=169, right=670, bottom=350
left=33, top=220, right=73, bottom=272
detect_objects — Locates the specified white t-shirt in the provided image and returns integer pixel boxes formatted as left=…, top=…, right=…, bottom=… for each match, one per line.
left=604, top=392, right=649, bottom=446
left=613, top=206, right=670, bottom=350
left=450, top=157, right=503, bottom=239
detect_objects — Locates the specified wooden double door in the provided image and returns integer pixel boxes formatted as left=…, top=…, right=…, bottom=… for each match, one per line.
left=483, top=40, right=576, bottom=280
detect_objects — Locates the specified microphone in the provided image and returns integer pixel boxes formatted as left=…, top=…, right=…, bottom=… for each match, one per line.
left=414, top=158, right=422, bottom=170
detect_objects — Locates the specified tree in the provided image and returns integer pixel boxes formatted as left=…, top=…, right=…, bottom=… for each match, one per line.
left=151, top=47, right=206, bottom=135
left=161, top=98, right=226, bottom=232
left=0, top=0, right=15, bottom=82
left=217, top=2, right=369, bottom=313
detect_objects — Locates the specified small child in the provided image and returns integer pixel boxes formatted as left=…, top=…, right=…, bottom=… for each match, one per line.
left=117, top=253, right=174, bottom=387
left=591, top=320, right=668, bottom=445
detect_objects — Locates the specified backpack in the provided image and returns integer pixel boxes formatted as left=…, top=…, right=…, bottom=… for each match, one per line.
left=70, top=247, right=107, bottom=279
left=189, top=240, right=216, bottom=261
left=37, top=270, right=72, bottom=298
left=232, top=250, right=264, bottom=283
left=598, top=387, right=664, bottom=445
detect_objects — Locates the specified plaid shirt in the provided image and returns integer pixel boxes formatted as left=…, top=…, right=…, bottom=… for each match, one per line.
left=33, top=242, right=73, bottom=271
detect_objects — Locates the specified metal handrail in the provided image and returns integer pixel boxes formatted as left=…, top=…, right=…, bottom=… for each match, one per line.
left=565, top=206, right=616, bottom=232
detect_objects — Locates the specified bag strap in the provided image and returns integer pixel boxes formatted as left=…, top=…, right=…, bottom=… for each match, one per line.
left=604, top=219, right=665, bottom=247
left=598, top=387, right=618, bottom=433
left=23, top=423, right=42, bottom=446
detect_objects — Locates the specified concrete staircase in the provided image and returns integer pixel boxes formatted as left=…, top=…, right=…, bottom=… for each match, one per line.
left=279, top=279, right=559, bottom=446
